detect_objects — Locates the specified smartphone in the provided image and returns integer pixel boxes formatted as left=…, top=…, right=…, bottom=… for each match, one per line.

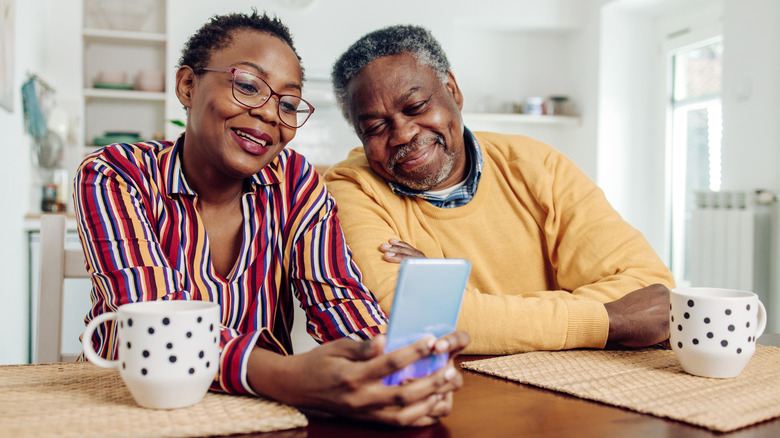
left=382, top=258, right=471, bottom=385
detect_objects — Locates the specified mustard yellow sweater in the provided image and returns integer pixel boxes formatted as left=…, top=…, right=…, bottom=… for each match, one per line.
left=324, top=131, right=675, bottom=354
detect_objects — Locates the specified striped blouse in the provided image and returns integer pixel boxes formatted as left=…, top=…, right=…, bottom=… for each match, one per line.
left=73, top=137, right=388, bottom=395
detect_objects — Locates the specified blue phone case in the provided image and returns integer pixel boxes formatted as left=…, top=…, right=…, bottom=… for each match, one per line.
left=382, top=258, right=471, bottom=385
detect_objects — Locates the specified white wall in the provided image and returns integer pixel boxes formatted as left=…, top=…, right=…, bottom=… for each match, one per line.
left=598, top=0, right=780, bottom=331
left=720, top=0, right=780, bottom=332
left=0, top=0, right=44, bottom=364
left=597, top=0, right=723, bottom=260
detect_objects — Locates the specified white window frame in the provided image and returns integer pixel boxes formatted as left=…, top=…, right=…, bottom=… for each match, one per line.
left=662, top=22, right=723, bottom=285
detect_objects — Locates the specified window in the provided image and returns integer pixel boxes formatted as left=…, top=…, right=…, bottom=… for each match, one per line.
left=668, top=39, right=724, bottom=284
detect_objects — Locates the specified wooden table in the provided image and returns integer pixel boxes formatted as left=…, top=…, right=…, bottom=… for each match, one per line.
left=250, top=334, right=780, bottom=438
left=7, top=336, right=777, bottom=437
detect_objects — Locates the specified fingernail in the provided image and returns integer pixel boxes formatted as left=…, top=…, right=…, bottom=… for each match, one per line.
left=427, top=338, right=436, bottom=350
left=390, top=238, right=400, bottom=244
left=444, top=367, right=457, bottom=381
left=435, top=339, right=450, bottom=352
left=379, top=243, right=391, bottom=250
left=386, top=252, right=395, bottom=257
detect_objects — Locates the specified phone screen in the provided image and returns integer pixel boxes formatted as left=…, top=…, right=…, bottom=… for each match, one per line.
left=382, top=258, right=471, bottom=385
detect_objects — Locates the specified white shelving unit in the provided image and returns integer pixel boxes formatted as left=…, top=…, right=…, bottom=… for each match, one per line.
left=83, top=28, right=166, bottom=43
left=463, top=112, right=580, bottom=126
left=84, top=88, right=166, bottom=101
left=81, top=2, right=168, bottom=156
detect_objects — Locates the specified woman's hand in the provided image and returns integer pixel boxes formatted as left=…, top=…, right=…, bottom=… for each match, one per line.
left=379, top=239, right=426, bottom=263
left=247, top=331, right=469, bottom=427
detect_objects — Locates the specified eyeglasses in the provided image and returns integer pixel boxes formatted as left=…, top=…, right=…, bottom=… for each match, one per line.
left=200, top=67, right=315, bottom=128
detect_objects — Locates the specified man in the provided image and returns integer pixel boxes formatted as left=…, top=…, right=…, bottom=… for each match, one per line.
left=324, top=24, right=674, bottom=355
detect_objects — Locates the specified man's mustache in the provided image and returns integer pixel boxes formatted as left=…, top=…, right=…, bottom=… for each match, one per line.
left=387, top=134, right=446, bottom=172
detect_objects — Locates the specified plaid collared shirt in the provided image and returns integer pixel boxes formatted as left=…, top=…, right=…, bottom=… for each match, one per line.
left=388, top=128, right=484, bottom=208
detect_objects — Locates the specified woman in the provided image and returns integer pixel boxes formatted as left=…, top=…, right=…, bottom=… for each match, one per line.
left=74, top=11, right=467, bottom=426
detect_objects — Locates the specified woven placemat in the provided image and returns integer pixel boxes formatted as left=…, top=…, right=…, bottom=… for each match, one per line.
left=0, top=362, right=308, bottom=437
left=462, top=345, right=780, bottom=432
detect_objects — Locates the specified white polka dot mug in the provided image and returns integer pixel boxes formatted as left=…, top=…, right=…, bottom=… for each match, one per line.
left=82, top=300, right=220, bottom=409
left=670, top=287, right=766, bottom=378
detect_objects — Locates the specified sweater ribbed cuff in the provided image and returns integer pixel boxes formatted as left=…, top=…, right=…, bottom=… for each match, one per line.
left=563, top=300, right=610, bottom=349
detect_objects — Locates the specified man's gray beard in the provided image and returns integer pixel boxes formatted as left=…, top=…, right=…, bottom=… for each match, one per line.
left=387, top=135, right=457, bottom=191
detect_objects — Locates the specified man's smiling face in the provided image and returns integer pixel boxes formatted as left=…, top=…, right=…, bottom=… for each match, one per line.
left=345, top=52, right=468, bottom=191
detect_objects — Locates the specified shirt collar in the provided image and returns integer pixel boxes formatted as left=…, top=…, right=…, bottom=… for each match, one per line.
left=165, top=134, right=284, bottom=198
left=388, top=127, right=484, bottom=206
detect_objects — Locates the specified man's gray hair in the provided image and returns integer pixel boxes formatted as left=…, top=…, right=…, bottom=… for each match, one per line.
left=331, top=24, right=451, bottom=120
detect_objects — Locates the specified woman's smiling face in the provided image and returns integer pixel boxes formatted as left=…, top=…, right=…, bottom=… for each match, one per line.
left=177, top=29, right=303, bottom=182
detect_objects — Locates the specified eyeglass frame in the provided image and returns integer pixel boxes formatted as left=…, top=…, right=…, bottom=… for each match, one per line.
left=198, top=67, right=315, bottom=128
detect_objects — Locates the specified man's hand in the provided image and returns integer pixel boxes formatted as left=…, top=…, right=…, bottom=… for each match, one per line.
left=248, top=331, right=470, bottom=427
left=604, top=283, right=670, bottom=348
left=379, top=239, right=426, bottom=263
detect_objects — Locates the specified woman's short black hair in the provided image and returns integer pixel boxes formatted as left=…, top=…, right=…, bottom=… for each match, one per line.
left=178, top=9, right=304, bottom=79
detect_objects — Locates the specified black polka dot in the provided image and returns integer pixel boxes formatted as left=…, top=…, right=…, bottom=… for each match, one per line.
left=169, top=355, right=177, bottom=363
left=141, top=368, right=147, bottom=375
left=707, top=332, right=714, bottom=339
left=126, top=342, right=132, bottom=349
left=684, top=312, right=690, bottom=319
left=704, top=317, right=711, bottom=324
left=120, top=321, right=124, bottom=329
left=747, top=304, right=751, bottom=311
left=142, top=350, right=150, bottom=358
left=725, top=309, right=732, bottom=315
left=209, top=324, right=214, bottom=332
left=747, top=322, right=750, bottom=328
left=189, top=368, right=195, bottom=375
left=197, top=316, right=203, bottom=323
left=167, top=342, right=173, bottom=349
left=749, top=336, right=754, bottom=343
left=677, top=324, right=683, bottom=331
left=128, top=318, right=133, bottom=327
left=692, top=338, right=699, bottom=345
left=737, top=348, right=742, bottom=354
left=186, top=331, right=193, bottom=338
left=122, top=362, right=126, bottom=369
left=162, top=317, right=170, bottom=325
left=671, top=315, right=675, bottom=322
left=213, top=336, right=217, bottom=344
left=206, top=361, right=211, bottom=368
left=148, top=327, right=155, bottom=335
left=677, top=341, right=683, bottom=348
left=721, top=340, right=728, bottom=347
left=728, top=325, right=735, bottom=332
left=199, top=351, right=205, bottom=359
left=687, top=300, right=695, bottom=307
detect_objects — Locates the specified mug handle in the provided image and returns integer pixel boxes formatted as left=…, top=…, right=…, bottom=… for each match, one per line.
left=82, top=312, right=120, bottom=368
left=755, top=300, right=767, bottom=340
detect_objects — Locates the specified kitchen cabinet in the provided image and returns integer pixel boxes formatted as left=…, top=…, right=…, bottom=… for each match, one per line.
left=81, top=0, right=168, bottom=156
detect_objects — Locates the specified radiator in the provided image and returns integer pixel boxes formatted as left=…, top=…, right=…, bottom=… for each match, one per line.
left=688, top=191, right=772, bottom=299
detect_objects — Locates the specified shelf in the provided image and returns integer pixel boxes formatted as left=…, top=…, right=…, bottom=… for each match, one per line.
left=84, top=88, right=165, bottom=101
left=462, top=112, right=580, bottom=126
left=83, top=28, right=166, bottom=44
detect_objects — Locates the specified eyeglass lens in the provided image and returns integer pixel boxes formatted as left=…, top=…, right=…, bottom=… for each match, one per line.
left=232, top=70, right=313, bottom=128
